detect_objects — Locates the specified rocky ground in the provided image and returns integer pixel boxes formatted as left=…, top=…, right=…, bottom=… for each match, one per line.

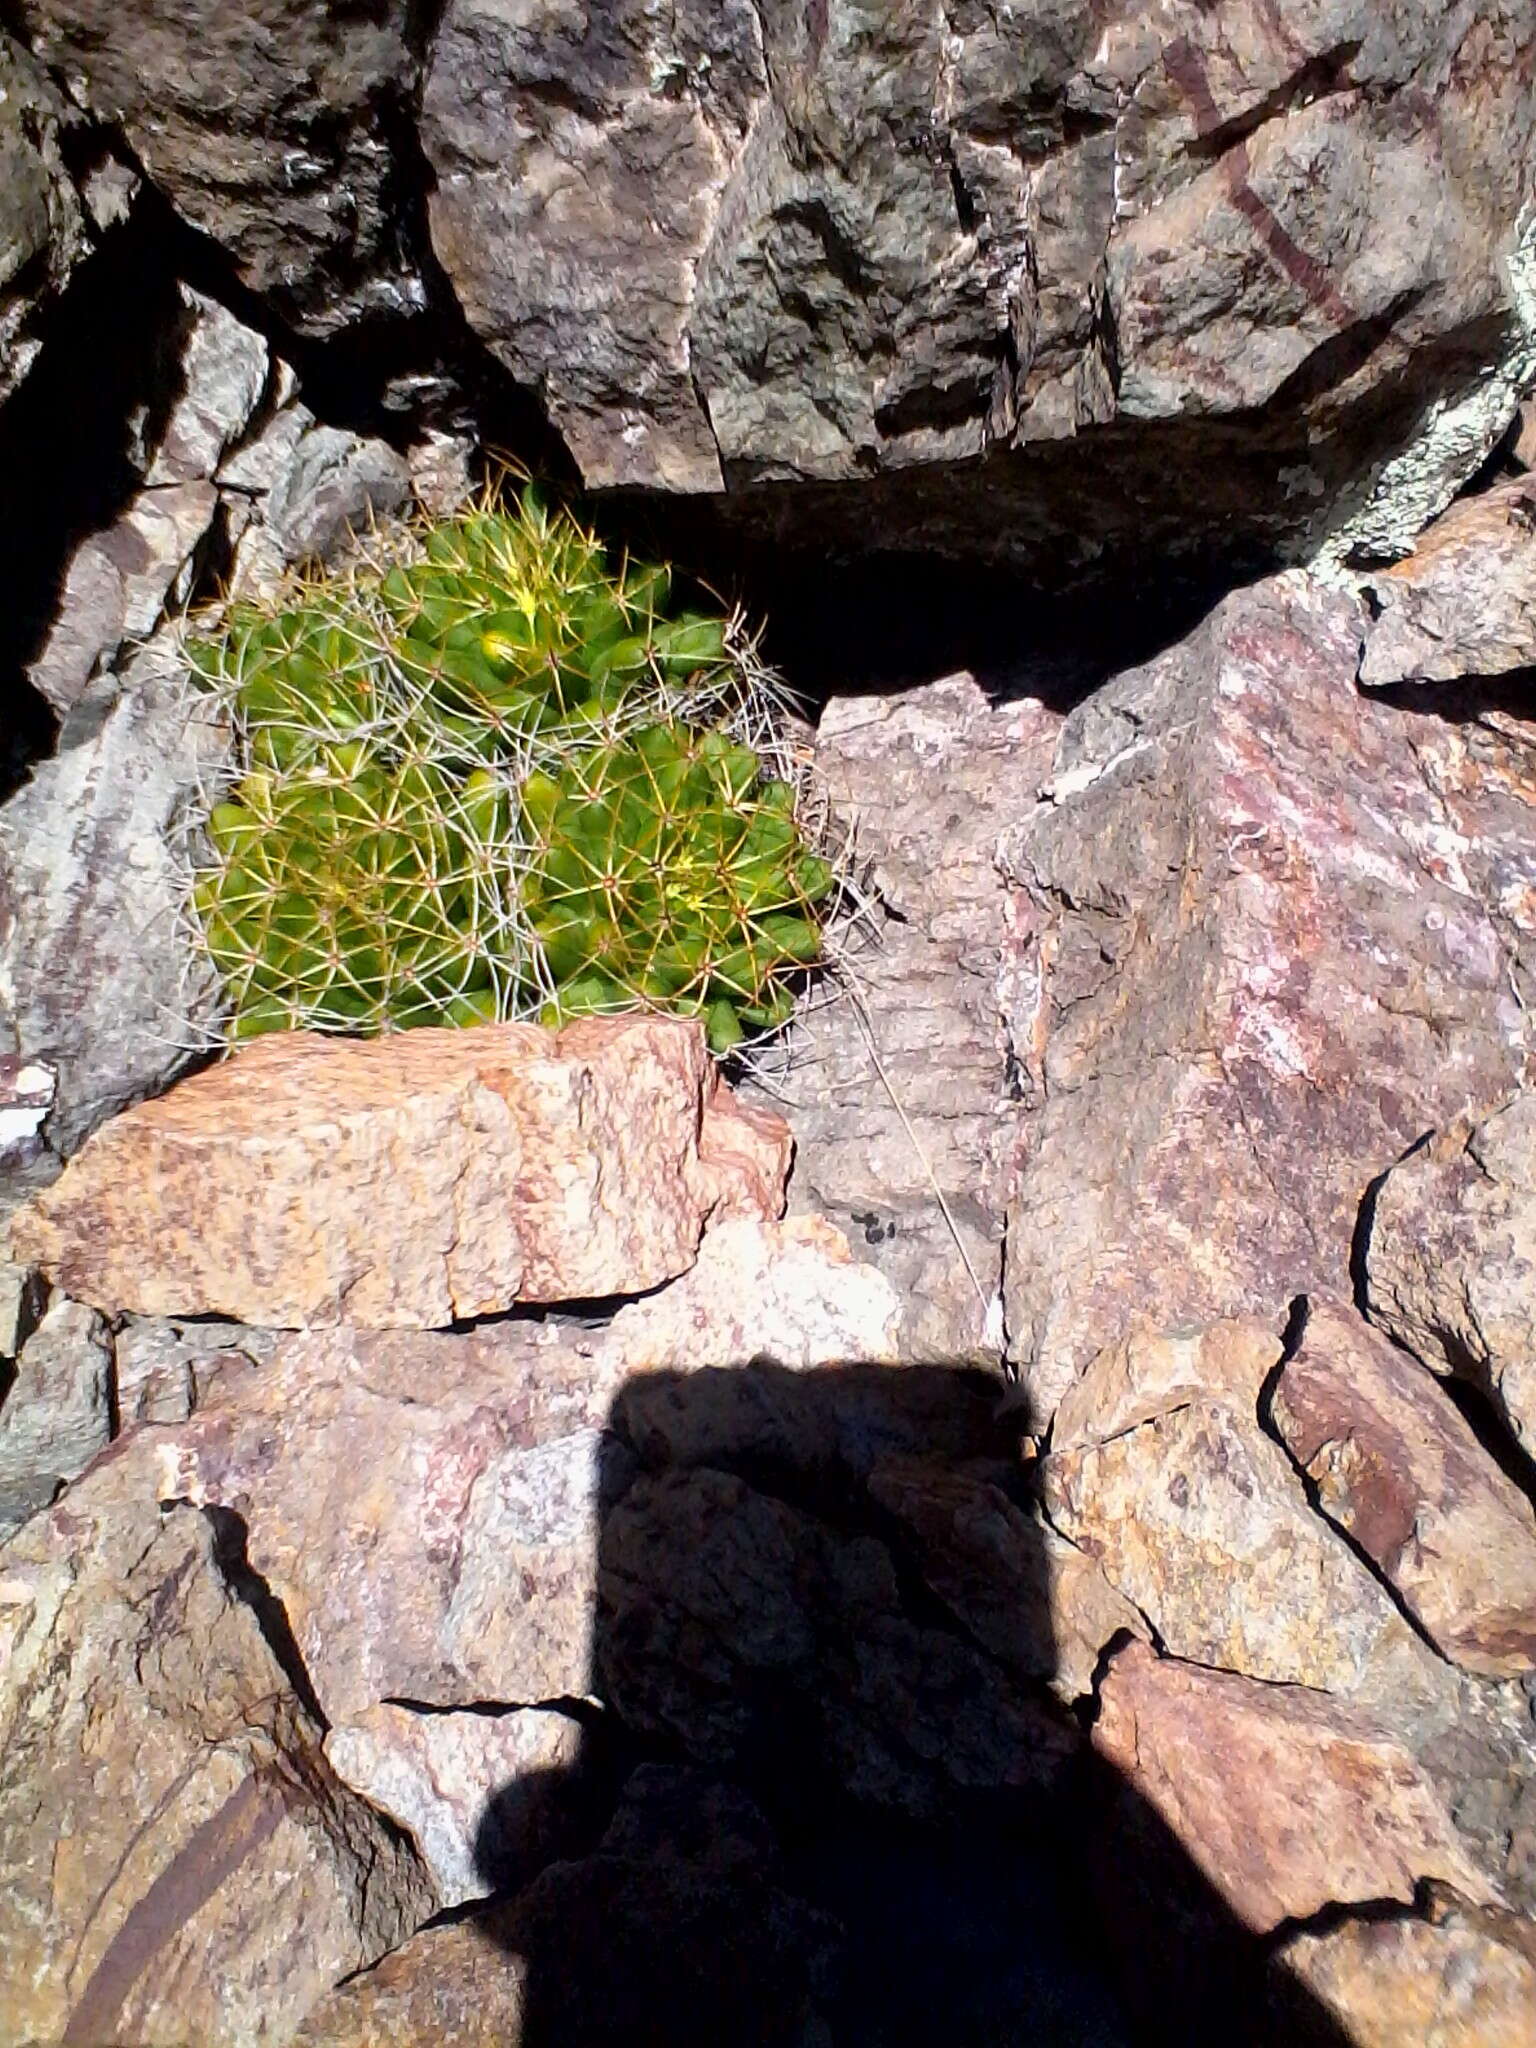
left=4, top=5, right=1536, bottom=2046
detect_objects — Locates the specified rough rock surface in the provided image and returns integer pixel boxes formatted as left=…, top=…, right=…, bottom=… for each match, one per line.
left=1271, top=1298, right=1536, bottom=1678
left=296, top=1767, right=837, bottom=2048
left=13, top=0, right=423, bottom=331
left=1360, top=474, right=1536, bottom=689
left=1001, top=573, right=1532, bottom=1421
left=1039, top=1324, right=1433, bottom=1702
left=1367, top=1095, right=1536, bottom=1457
left=747, top=672, right=1061, bottom=1362
left=0, top=30, right=89, bottom=403
left=598, top=1460, right=1075, bottom=1817
left=325, top=1704, right=587, bottom=1911
left=420, top=1, right=1536, bottom=567
left=0, top=1294, right=110, bottom=1537
left=1094, top=1642, right=1497, bottom=1935
left=7, top=1016, right=792, bottom=1326
left=0, top=1484, right=432, bottom=2046
left=0, top=646, right=225, bottom=1178
left=71, top=1216, right=899, bottom=1721
left=1276, top=1891, right=1536, bottom=2047
left=112, top=1315, right=278, bottom=1429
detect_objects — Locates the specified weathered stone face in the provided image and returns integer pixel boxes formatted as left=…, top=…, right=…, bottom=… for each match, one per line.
left=1359, top=474, right=1536, bottom=689
left=419, top=0, right=1536, bottom=567
left=11, top=0, right=423, bottom=332
left=0, top=1485, right=433, bottom=2045
left=6, top=1017, right=793, bottom=1327
left=1367, top=1095, right=1536, bottom=1458
left=1271, top=1298, right=1536, bottom=1679
left=1000, top=573, right=1533, bottom=1422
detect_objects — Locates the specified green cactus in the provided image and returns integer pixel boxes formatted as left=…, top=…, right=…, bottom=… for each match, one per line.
left=183, top=486, right=833, bottom=1052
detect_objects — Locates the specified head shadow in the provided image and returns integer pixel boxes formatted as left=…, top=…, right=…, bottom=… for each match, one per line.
left=467, top=1355, right=1355, bottom=2047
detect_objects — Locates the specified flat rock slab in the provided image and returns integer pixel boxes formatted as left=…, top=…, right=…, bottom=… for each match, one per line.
left=1094, top=1642, right=1497, bottom=1936
left=0, top=1484, right=431, bottom=2045
left=1273, top=1298, right=1536, bottom=1677
left=1002, top=572, right=1532, bottom=1421
left=1367, top=1094, right=1536, bottom=1458
left=7, top=1014, right=791, bottom=1327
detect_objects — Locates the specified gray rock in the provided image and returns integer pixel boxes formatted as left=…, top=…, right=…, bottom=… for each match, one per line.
left=0, top=31, right=88, bottom=403
left=12, top=0, right=423, bottom=333
left=421, top=1, right=1536, bottom=572
left=746, top=673, right=1060, bottom=1363
left=265, top=422, right=413, bottom=565
left=0, top=1295, right=110, bottom=1537
left=143, top=287, right=270, bottom=489
left=999, top=572, right=1531, bottom=1423
left=0, top=644, right=226, bottom=1175
left=1366, top=1095, right=1536, bottom=1460
left=112, top=1315, right=276, bottom=1428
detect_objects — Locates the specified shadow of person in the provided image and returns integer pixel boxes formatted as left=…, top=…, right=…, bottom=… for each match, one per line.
left=466, top=1358, right=1353, bottom=2048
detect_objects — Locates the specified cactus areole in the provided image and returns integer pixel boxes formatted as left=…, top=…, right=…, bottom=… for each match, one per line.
left=184, top=489, right=834, bottom=1055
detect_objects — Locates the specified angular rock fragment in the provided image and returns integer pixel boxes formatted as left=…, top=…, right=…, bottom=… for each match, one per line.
left=0, top=1295, right=110, bottom=1537
left=0, top=30, right=89, bottom=404
left=1002, top=575, right=1530, bottom=1421
left=8, top=1016, right=791, bottom=1327
left=326, top=1703, right=587, bottom=1910
left=1272, top=1299, right=1536, bottom=1677
left=1367, top=1095, right=1536, bottom=1457
left=1359, top=475, right=1536, bottom=689
left=1094, top=1643, right=1497, bottom=1935
left=744, top=673, right=1062, bottom=1362
left=1276, top=1892, right=1536, bottom=2047
left=0, top=1485, right=432, bottom=2045
left=112, top=1314, right=277, bottom=1427
left=1039, top=1316, right=1436, bottom=1702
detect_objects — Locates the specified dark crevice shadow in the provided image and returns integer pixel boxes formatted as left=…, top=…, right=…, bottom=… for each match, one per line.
left=453, top=1359, right=1356, bottom=2047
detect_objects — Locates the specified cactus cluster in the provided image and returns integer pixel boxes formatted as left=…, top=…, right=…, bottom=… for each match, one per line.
left=184, top=488, right=833, bottom=1053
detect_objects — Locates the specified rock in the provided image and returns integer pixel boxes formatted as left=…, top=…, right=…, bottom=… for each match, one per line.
left=7, top=1016, right=792, bottom=1327
left=112, top=1315, right=277, bottom=1428
left=1366, top=1095, right=1536, bottom=1457
left=1271, top=1298, right=1536, bottom=1678
left=13, top=0, right=423, bottom=332
left=264, top=421, right=413, bottom=565
left=1094, top=1642, right=1497, bottom=1935
left=1277, top=1893, right=1536, bottom=2046
left=25, top=479, right=218, bottom=715
left=745, top=672, right=1061, bottom=1362
left=0, top=1054, right=54, bottom=1185
left=1039, top=1316, right=1435, bottom=1701
left=325, top=1703, right=587, bottom=1910
left=144, top=287, right=271, bottom=489
left=420, top=3, right=1536, bottom=573
left=867, top=1454, right=1147, bottom=1706
left=1049, top=1318, right=1283, bottom=1454
left=598, top=1462, right=1075, bottom=1817
left=0, top=1485, right=432, bottom=2046
left=0, top=645, right=226, bottom=1172
left=1515, top=398, right=1536, bottom=473
left=1001, top=573, right=1531, bottom=1422
left=0, top=30, right=88, bottom=402
left=67, top=1216, right=899, bottom=1725
left=296, top=1768, right=837, bottom=2048
left=0, top=1258, right=44, bottom=1360
left=1359, top=476, right=1536, bottom=689
left=0, top=1295, right=110, bottom=1537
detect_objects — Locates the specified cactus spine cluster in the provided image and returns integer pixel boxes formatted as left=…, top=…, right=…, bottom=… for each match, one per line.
left=185, top=487, right=833, bottom=1053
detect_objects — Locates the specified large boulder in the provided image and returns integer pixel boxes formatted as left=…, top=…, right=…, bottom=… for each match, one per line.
left=7, top=1016, right=793, bottom=1327
left=420, top=0, right=1536, bottom=568
left=1000, top=573, right=1533, bottom=1421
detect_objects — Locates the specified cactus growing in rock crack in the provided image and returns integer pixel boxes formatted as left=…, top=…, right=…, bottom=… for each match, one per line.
left=181, top=485, right=837, bottom=1052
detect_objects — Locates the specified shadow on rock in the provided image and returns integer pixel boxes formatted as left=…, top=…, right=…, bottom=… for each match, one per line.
left=394, top=1361, right=1355, bottom=2045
